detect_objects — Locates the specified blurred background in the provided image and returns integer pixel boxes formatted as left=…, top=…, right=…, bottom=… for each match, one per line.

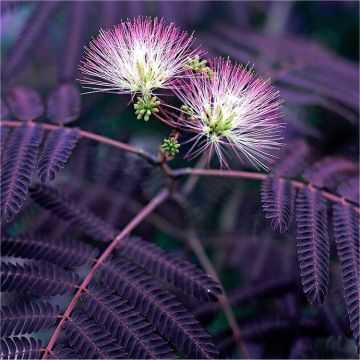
left=1, top=1, right=359, bottom=359
left=1, top=1, right=359, bottom=147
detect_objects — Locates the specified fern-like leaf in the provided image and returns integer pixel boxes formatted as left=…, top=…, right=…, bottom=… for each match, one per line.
left=1, top=300, right=60, bottom=337
left=60, top=2, right=87, bottom=82
left=0, top=337, right=42, bottom=360
left=1, top=261, right=77, bottom=296
left=296, top=187, right=330, bottom=305
left=270, top=139, right=311, bottom=177
left=2, top=1, right=60, bottom=81
left=50, top=344, right=80, bottom=359
left=81, top=283, right=174, bottom=359
left=29, top=184, right=117, bottom=241
left=0, top=123, right=44, bottom=222
left=337, top=177, right=359, bottom=204
left=46, top=84, right=81, bottom=124
left=1, top=232, right=96, bottom=268
left=65, top=310, right=126, bottom=359
left=333, top=203, right=360, bottom=351
left=0, top=124, right=10, bottom=155
left=101, top=259, right=219, bottom=359
left=117, top=237, right=223, bottom=302
left=303, top=156, right=358, bottom=189
left=6, top=87, right=44, bottom=121
left=38, top=127, right=80, bottom=183
left=1, top=98, right=10, bottom=119
left=261, top=176, right=296, bottom=233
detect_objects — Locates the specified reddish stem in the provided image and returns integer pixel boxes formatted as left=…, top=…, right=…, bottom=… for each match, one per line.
left=176, top=168, right=360, bottom=213
left=1, top=120, right=158, bottom=165
left=42, top=189, right=169, bottom=359
left=2, top=120, right=358, bottom=212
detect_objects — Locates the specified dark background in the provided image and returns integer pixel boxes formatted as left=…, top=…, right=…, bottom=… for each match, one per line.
left=1, top=1, right=359, bottom=359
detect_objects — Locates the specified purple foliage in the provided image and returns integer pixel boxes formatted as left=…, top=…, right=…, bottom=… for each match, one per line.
left=65, top=310, right=126, bottom=359
left=0, top=337, right=43, bottom=360
left=0, top=98, right=10, bottom=119
left=0, top=124, right=10, bottom=154
left=337, top=177, right=360, bottom=203
left=1, top=261, right=78, bottom=296
left=303, top=156, right=358, bottom=189
left=29, top=183, right=117, bottom=241
left=261, top=176, right=296, bottom=233
left=0, top=3, right=359, bottom=357
left=6, top=87, right=44, bottom=121
left=60, top=2, right=87, bottom=82
left=46, top=83, right=81, bottom=124
left=269, top=139, right=311, bottom=177
left=1, top=301, right=60, bottom=337
left=333, top=203, right=360, bottom=351
left=0, top=123, right=44, bottom=222
left=101, top=259, right=219, bottom=359
left=117, top=236, right=223, bottom=301
left=296, top=187, right=330, bottom=305
left=2, top=232, right=97, bottom=268
left=81, top=283, right=174, bottom=359
left=38, top=127, right=80, bottom=183
left=51, top=344, right=81, bottom=359
left=2, top=1, right=60, bottom=81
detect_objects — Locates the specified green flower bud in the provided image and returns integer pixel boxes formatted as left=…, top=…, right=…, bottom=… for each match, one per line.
left=133, top=95, right=160, bottom=121
left=161, top=137, right=180, bottom=157
left=186, top=55, right=213, bottom=78
left=181, top=104, right=195, bottom=121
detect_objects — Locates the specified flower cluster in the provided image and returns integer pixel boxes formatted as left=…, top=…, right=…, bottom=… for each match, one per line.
left=175, top=59, right=284, bottom=169
left=80, top=17, right=198, bottom=96
left=80, top=17, right=284, bottom=170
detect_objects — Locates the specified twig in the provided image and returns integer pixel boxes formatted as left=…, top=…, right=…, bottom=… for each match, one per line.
left=1, top=120, right=159, bottom=165
left=42, top=188, right=169, bottom=359
left=186, top=226, right=250, bottom=359
left=2, top=120, right=358, bottom=211
left=173, top=168, right=360, bottom=212
left=181, top=154, right=209, bottom=196
left=172, top=192, right=249, bottom=359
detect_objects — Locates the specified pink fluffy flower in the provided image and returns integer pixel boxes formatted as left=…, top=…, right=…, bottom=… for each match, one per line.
left=79, top=17, right=199, bottom=96
left=175, top=58, right=284, bottom=170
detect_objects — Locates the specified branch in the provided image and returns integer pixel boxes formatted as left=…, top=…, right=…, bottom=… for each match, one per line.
left=172, top=192, right=250, bottom=359
left=3, top=120, right=357, bottom=212
left=173, top=168, right=360, bottom=212
left=42, top=188, right=169, bottom=359
left=1, top=120, right=159, bottom=165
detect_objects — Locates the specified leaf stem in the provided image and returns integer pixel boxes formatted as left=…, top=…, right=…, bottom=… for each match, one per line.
left=172, top=192, right=249, bottom=359
left=2, top=120, right=358, bottom=211
left=1, top=120, right=159, bottom=165
left=42, top=188, right=169, bottom=359
left=174, top=168, right=360, bottom=212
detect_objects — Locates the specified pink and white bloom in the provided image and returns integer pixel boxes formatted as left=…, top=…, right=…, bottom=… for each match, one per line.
left=175, top=58, right=284, bottom=170
left=79, top=17, right=199, bottom=96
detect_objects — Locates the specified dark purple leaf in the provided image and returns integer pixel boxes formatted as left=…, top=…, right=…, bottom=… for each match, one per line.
left=6, top=87, right=44, bottom=121
left=2, top=232, right=96, bottom=268
left=0, top=337, right=42, bottom=360
left=38, top=127, right=80, bottom=183
left=65, top=310, right=126, bottom=359
left=1, top=123, right=44, bottom=222
left=1, top=261, right=78, bottom=296
left=117, top=236, right=222, bottom=301
left=333, top=203, right=359, bottom=351
left=296, top=187, right=329, bottom=305
left=303, top=156, right=358, bottom=189
left=46, top=83, right=81, bottom=124
left=1, top=300, right=60, bottom=337
left=261, top=176, right=296, bottom=233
